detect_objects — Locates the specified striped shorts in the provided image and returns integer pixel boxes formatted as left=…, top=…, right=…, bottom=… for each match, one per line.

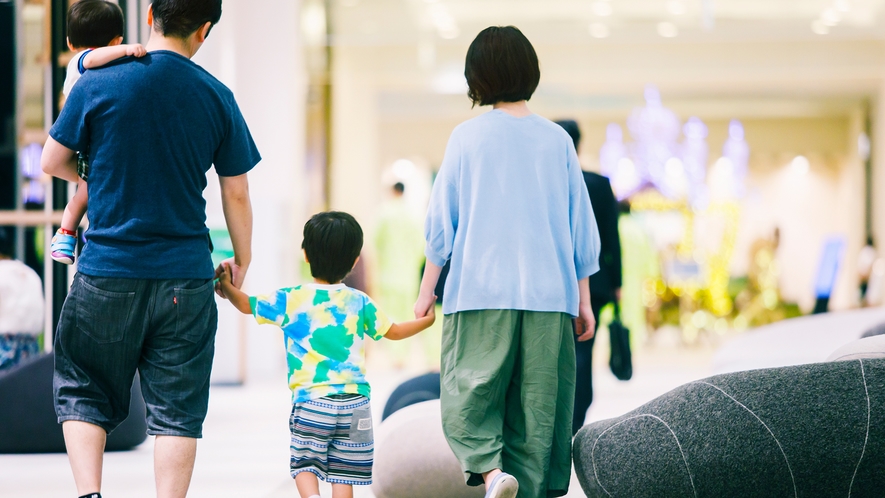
left=290, top=394, right=374, bottom=485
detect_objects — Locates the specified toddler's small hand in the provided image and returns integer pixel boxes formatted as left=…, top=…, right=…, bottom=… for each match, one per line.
left=126, top=44, right=147, bottom=58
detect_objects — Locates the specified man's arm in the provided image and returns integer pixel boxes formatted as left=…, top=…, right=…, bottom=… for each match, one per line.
left=41, top=137, right=80, bottom=183
left=216, top=173, right=252, bottom=296
left=82, top=44, right=146, bottom=69
left=218, top=263, right=252, bottom=315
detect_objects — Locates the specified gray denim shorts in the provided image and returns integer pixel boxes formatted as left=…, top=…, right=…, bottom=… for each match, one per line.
left=53, top=273, right=217, bottom=437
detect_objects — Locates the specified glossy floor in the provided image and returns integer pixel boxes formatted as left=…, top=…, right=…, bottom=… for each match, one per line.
left=1, top=332, right=714, bottom=498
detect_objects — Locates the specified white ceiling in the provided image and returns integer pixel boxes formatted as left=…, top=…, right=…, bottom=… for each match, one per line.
left=330, top=0, right=885, bottom=45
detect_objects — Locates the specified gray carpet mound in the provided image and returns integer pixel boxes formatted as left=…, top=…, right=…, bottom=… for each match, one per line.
left=574, top=359, right=884, bottom=497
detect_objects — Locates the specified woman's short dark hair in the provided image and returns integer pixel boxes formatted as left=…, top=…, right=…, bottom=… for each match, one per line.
left=465, top=26, right=540, bottom=107
left=67, top=0, right=125, bottom=49
left=151, top=0, right=222, bottom=40
left=302, top=212, right=363, bottom=284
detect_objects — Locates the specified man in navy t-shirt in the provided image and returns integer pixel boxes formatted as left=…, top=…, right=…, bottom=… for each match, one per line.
left=41, top=1, right=260, bottom=497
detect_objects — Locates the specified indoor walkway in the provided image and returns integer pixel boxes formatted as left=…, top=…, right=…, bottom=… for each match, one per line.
left=1, top=334, right=714, bottom=498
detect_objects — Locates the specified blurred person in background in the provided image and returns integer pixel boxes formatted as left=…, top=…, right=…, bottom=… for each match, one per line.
left=554, top=119, right=622, bottom=435
left=617, top=200, right=658, bottom=347
left=0, top=227, right=45, bottom=372
left=858, top=236, right=877, bottom=306
left=415, top=26, right=600, bottom=498
left=374, top=182, right=425, bottom=367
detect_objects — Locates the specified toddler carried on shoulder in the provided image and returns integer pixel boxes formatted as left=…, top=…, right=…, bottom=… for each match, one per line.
left=50, top=0, right=145, bottom=264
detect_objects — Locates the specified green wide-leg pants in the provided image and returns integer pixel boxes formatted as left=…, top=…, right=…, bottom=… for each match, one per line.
left=440, top=310, right=576, bottom=498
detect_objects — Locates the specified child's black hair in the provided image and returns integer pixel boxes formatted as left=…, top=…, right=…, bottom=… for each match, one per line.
left=302, top=211, right=363, bottom=284
left=465, top=26, right=540, bottom=107
left=151, top=0, right=222, bottom=40
left=67, top=0, right=125, bottom=50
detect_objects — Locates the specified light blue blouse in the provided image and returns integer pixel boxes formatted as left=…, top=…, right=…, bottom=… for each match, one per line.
left=425, top=109, right=601, bottom=317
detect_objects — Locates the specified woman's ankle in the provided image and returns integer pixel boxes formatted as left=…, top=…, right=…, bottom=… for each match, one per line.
left=482, top=468, right=503, bottom=489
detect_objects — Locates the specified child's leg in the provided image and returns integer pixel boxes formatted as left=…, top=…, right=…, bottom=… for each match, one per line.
left=294, top=472, right=320, bottom=498
left=330, top=483, right=353, bottom=498
left=50, top=179, right=87, bottom=265
left=62, top=178, right=88, bottom=232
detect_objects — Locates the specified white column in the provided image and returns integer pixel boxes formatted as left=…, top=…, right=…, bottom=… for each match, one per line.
left=330, top=49, right=381, bottom=229
left=194, top=0, right=307, bottom=383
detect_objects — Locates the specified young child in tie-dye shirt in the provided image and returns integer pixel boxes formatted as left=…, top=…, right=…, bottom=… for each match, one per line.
left=219, top=211, right=435, bottom=498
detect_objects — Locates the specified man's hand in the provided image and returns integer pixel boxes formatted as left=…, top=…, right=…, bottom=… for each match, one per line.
left=214, top=257, right=246, bottom=298
left=125, top=44, right=147, bottom=57
left=413, top=292, right=436, bottom=319
left=575, top=302, right=596, bottom=342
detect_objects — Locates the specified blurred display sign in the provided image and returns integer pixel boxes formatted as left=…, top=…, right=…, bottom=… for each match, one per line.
left=209, top=228, right=234, bottom=268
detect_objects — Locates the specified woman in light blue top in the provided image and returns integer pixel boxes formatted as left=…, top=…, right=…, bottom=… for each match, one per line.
left=414, top=26, right=601, bottom=498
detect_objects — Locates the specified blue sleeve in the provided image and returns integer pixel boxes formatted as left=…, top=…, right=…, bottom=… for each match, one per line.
left=250, top=289, right=288, bottom=327
left=213, top=94, right=261, bottom=177
left=568, top=143, right=601, bottom=280
left=424, top=130, right=460, bottom=267
left=49, top=83, right=91, bottom=152
left=77, top=50, right=92, bottom=74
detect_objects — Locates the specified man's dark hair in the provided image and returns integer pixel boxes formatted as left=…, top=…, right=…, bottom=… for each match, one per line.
left=0, top=227, right=13, bottom=258
left=393, top=182, right=405, bottom=194
left=151, top=0, right=222, bottom=40
left=555, top=119, right=581, bottom=151
left=67, top=0, right=125, bottom=49
left=302, top=212, right=363, bottom=284
left=465, top=26, right=540, bottom=107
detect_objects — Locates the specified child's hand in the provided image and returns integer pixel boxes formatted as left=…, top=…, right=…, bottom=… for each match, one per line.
left=219, top=262, right=233, bottom=286
left=126, top=44, right=147, bottom=58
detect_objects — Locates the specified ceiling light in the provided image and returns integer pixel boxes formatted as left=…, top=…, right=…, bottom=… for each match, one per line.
left=791, top=156, right=810, bottom=176
left=589, top=23, right=610, bottom=38
left=657, top=22, right=678, bottom=38
left=667, top=0, right=686, bottom=16
left=438, top=26, right=460, bottom=39
left=834, top=0, right=851, bottom=13
left=811, top=20, right=830, bottom=34
left=592, top=1, right=613, bottom=17
left=821, top=8, right=841, bottom=26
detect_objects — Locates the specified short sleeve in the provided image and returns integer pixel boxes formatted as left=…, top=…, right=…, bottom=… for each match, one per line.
left=50, top=82, right=91, bottom=152
left=77, top=50, right=92, bottom=75
left=568, top=143, right=601, bottom=280
left=249, top=289, right=288, bottom=327
left=424, top=130, right=461, bottom=267
left=362, top=294, right=393, bottom=341
left=213, top=95, right=261, bottom=177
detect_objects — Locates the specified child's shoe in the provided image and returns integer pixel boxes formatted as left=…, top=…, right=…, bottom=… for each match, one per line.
left=484, top=472, right=518, bottom=498
left=50, top=229, right=77, bottom=265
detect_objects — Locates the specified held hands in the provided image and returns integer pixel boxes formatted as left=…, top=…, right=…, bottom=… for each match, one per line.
left=125, top=44, right=147, bottom=58
left=214, top=257, right=245, bottom=299
left=575, top=302, right=596, bottom=342
left=414, top=292, right=437, bottom=319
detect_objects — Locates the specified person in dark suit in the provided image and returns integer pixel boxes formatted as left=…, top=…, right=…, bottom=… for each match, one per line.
left=555, top=120, right=623, bottom=435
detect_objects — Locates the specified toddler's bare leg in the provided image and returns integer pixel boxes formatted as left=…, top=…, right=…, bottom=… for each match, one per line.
left=61, top=178, right=88, bottom=232
left=295, top=472, right=321, bottom=498
left=331, top=483, right=353, bottom=498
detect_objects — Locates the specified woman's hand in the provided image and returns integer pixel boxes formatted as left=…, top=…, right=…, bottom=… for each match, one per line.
left=575, top=302, right=596, bottom=342
left=414, top=292, right=437, bottom=319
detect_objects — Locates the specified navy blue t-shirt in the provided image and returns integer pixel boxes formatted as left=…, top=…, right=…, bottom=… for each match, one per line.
left=50, top=51, right=261, bottom=279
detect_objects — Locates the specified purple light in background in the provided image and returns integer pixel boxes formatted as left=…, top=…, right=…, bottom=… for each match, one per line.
left=22, top=179, right=45, bottom=205
left=20, top=143, right=43, bottom=179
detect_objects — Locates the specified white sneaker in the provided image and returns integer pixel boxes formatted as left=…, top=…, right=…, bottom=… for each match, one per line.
left=484, top=472, right=519, bottom=498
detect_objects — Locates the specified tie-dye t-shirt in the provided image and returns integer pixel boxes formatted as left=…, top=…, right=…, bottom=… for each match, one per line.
left=249, top=284, right=392, bottom=403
